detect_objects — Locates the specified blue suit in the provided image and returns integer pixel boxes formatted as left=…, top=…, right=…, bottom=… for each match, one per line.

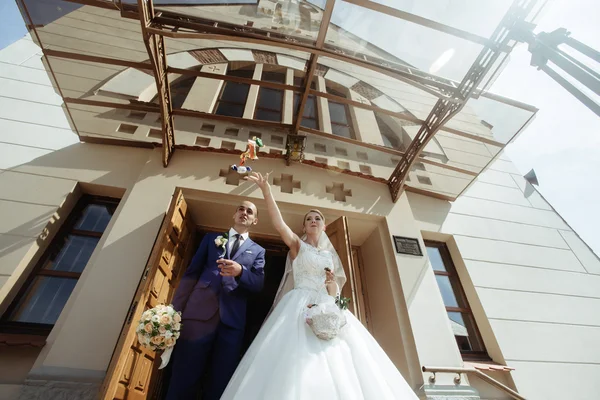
left=166, top=232, right=265, bottom=400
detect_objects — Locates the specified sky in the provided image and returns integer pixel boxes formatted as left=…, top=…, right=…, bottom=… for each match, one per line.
left=0, top=0, right=27, bottom=49
left=490, top=0, right=600, bottom=256
left=0, top=0, right=598, bottom=254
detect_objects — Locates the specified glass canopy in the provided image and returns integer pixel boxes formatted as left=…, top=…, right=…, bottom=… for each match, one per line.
left=18, top=0, right=541, bottom=201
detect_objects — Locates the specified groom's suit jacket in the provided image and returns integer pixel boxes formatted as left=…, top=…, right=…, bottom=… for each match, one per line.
left=172, top=232, right=266, bottom=330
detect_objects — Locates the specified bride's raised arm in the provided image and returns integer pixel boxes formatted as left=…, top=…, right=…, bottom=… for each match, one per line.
left=246, top=172, right=301, bottom=259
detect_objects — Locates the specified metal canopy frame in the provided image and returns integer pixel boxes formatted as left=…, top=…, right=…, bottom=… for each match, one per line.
left=513, top=26, right=600, bottom=117
left=142, top=10, right=460, bottom=99
left=388, top=0, right=537, bottom=201
left=137, top=0, right=175, bottom=167
left=293, top=0, right=335, bottom=135
left=21, top=0, right=540, bottom=201
left=43, top=48, right=507, bottom=148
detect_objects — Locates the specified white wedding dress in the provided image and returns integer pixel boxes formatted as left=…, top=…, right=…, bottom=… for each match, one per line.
left=221, top=239, right=419, bottom=400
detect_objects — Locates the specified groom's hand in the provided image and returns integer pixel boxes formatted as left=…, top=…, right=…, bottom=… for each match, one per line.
left=217, top=259, right=242, bottom=277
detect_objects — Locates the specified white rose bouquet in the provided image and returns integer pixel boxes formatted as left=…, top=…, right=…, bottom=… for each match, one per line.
left=136, top=304, right=182, bottom=354
left=304, top=299, right=347, bottom=341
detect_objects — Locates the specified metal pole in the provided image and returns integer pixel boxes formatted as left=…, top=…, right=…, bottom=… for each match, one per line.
left=565, top=36, right=600, bottom=63
left=540, top=64, right=600, bottom=117
left=542, top=45, right=600, bottom=96
left=557, top=47, right=600, bottom=80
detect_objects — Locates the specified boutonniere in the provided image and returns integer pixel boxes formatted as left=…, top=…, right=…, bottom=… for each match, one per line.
left=215, top=233, right=228, bottom=257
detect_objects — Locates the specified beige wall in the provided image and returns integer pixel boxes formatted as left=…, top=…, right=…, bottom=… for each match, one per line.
left=0, top=35, right=150, bottom=297
left=360, top=223, right=421, bottom=387
left=385, top=193, right=465, bottom=387
left=0, top=36, right=152, bottom=396
left=0, top=347, right=41, bottom=400
left=409, top=152, right=600, bottom=399
left=0, top=138, right=423, bottom=392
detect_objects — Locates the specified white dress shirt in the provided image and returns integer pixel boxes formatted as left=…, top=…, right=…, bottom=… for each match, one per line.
left=228, top=228, right=249, bottom=255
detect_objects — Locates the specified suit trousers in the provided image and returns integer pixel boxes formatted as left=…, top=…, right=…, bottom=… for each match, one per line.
left=165, top=312, right=245, bottom=400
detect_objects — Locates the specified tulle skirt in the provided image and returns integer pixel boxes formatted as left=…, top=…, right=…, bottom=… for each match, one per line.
left=221, top=288, right=419, bottom=400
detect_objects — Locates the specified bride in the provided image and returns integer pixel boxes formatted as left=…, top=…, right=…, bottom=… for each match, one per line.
left=220, top=172, right=419, bottom=400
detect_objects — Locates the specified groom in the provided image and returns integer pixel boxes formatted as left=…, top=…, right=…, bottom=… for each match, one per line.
left=166, top=201, right=266, bottom=400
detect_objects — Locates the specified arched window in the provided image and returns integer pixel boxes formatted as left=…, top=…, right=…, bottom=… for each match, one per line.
left=151, top=75, right=195, bottom=109
left=170, top=76, right=196, bottom=109
left=376, top=115, right=402, bottom=150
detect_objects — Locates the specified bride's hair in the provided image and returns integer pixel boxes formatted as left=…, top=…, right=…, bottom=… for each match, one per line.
left=303, top=209, right=325, bottom=224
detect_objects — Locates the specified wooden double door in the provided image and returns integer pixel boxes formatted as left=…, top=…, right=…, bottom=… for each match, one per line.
left=101, top=192, right=368, bottom=399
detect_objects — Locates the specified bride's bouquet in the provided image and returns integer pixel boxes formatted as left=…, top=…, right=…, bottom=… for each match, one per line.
left=304, top=294, right=350, bottom=341
left=136, top=304, right=182, bottom=352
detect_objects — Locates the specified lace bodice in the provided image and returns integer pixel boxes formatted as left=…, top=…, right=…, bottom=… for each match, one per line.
left=292, top=241, right=336, bottom=293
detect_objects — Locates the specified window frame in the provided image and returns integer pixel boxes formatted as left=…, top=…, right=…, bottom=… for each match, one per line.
left=254, top=87, right=284, bottom=122
left=254, top=70, right=286, bottom=122
left=425, top=240, right=490, bottom=361
left=293, top=92, right=319, bottom=130
left=376, top=115, right=403, bottom=150
left=325, top=86, right=354, bottom=139
left=169, top=76, right=197, bottom=109
left=328, top=100, right=354, bottom=139
left=0, top=195, right=119, bottom=336
left=214, top=68, right=253, bottom=118
left=293, top=77, right=319, bottom=129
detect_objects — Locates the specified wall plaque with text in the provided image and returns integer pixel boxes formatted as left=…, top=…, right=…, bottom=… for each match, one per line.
left=393, top=236, right=423, bottom=256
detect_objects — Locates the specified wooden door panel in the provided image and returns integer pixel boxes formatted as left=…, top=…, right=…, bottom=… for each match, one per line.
left=327, top=217, right=367, bottom=326
left=157, top=268, right=172, bottom=305
left=161, top=236, right=175, bottom=267
left=171, top=196, right=187, bottom=236
left=327, top=217, right=356, bottom=315
left=101, top=190, right=195, bottom=399
left=352, top=247, right=371, bottom=330
left=131, top=353, right=152, bottom=393
left=166, top=245, right=183, bottom=279
left=150, top=268, right=167, bottom=300
left=119, top=348, right=136, bottom=386
left=169, top=249, right=184, bottom=281
left=166, top=249, right=182, bottom=287
left=114, top=385, right=126, bottom=399
left=177, top=222, right=190, bottom=254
